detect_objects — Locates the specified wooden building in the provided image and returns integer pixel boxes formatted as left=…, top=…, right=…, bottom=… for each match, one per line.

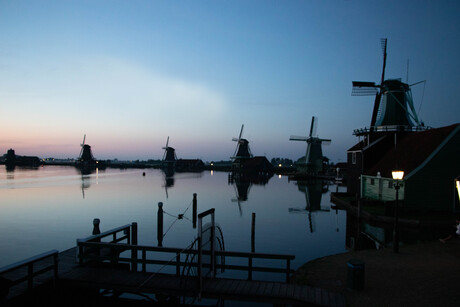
left=346, top=39, right=460, bottom=212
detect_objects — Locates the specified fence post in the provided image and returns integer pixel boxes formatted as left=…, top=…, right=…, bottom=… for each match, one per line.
left=27, top=263, right=33, bottom=290
left=251, top=213, right=256, bottom=253
left=131, top=222, right=138, bottom=272
left=286, top=259, right=291, bottom=283
left=211, top=211, right=215, bottom=277
left=157, top=202, right=164, bottom=247
left=77, top=239, right=83, bottom=265
left=53, top=252, right=59, bottom=286
left=176, top=253, right=181, bottom=276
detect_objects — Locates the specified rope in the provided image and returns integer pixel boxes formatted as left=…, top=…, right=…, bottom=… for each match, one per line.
left=162, top=200, right=194, bottom=239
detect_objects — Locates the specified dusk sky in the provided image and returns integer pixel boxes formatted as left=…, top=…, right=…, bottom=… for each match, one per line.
left=1, top=0, right=459, bottom=163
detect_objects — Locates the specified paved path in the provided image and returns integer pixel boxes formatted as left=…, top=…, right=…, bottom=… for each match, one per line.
left=293, top=240, right=460, bottom=307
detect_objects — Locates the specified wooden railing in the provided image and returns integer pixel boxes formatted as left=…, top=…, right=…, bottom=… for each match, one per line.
left=75, top=241, right=295, bottom=282
left=76, top=223, right=137, bottom=265
left=0, top=249, right=59, bottom=295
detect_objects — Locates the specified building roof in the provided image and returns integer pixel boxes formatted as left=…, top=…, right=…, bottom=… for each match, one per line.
left=366, top=124, right=459, bottom=178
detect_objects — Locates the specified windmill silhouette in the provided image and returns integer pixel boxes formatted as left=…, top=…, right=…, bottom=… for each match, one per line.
left=78, top=134, right=95, bottom=163
left=351, top=38, right=425, bottom=135
left=231, top=124, right=253, bottom=160
left=162, top=136, right=177, bottom=167
left=290, top=116, right=331, bottom=175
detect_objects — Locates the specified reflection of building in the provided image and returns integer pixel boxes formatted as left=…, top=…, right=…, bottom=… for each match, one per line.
left=229, top=171, right=273, bottom=215
left=288, top=180, right=329, bottom=233
left=161, top=168, right=175, bottom=198
left=340, top=205, right=453, bottom=251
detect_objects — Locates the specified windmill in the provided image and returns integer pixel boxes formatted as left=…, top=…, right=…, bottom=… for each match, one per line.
left=231, top=124, right=253, bottom=160
left=162, top=136, right=177, bottom=167
left=351, top=38, right=424, bottom=134
left=78, top=134, right=95, bottom=163
left=290, top=116, right=331, bottom=175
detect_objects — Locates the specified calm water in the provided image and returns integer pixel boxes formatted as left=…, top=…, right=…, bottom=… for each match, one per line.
left=0, top=166, right=347, bottom=277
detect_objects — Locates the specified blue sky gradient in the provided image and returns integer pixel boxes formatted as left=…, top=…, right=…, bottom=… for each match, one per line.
left=1, top=0, right=459, bottom=162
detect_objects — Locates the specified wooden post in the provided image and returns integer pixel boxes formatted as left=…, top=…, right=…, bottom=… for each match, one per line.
left=131, top=222, right=138, bottom=272
left=251, top=213, right=256, bottom=253
left=92, top=218, right=101, bottom=235
left=249, top=212, right=255, bottom=280
left=157, top=202, right=164, bottom=247
left=286, top=259, right=291, bottom=283
left=53, top=252, right=58, bottom=287
left=211, top=211, right=215, bottom=277
left=193, top=193, right=197, bottom=229
left=176, top=253, right=181, bottom=276
left=27, top=263, right=33, bottom=290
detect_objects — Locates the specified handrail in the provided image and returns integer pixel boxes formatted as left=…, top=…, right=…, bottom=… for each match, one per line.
left=76, top=223, right=135, bottom=266
left=0, top=249, right=59, bottom=292
left=78, top=224, right=131, bottom=243
left=76, top=241, right=294, bottom=282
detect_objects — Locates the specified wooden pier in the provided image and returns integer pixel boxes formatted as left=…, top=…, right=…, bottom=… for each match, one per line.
left=1, top=219, right=345, bottom=306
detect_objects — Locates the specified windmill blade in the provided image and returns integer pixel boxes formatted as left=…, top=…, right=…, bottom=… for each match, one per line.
left=232, top=144, right=239, bottom=159
left=351, top=81, right=379, bottom=96
left=380, top=38, right=387, bottom=86
left=166, top=136, right=169, bottom=148
left=309, top=116, right=318, bottom=137
left=232, top=124, right=244, bottom=159
left=290, top=135, right=308, bottom=141
left=321, top=139, right=332, bottom=145
left=81, top=134, right=86, bottom=147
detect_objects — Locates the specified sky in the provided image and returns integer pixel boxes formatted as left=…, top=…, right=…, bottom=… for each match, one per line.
left=1, top=0, right=459, bottom=163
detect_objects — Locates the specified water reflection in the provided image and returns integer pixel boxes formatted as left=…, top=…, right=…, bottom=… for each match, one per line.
left=342, top=208, right=451, bottom=251
left=228, top=171, right=273, bottom=215
left=289, top=180, right=330, bottom=233
left=78, top=167, right=99, bottom=199
left=161, top=168, right=175, bottom=198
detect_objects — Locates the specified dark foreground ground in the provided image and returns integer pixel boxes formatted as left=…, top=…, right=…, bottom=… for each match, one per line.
left=293, top=239, right=460, bottom=306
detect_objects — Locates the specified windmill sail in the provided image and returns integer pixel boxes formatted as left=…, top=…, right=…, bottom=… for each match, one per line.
left=290, top=116, right=331, bottom=175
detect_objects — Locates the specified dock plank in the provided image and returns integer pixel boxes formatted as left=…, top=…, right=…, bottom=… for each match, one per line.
left=4, top=246, right=344, bottom=307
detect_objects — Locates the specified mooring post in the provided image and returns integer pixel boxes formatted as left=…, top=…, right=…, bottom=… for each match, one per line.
left=157, top=202, right=164, bottom=247
left=193, top=193, right=197, bottom=229
left=92, top=218, right=101, bottom=235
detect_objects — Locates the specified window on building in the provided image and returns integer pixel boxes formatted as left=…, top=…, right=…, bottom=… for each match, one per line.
left=388, top=181, right=393, bottom=189
left=371, top=178, right=375, bottom=185
left=352, top=152, right=356, bottom=164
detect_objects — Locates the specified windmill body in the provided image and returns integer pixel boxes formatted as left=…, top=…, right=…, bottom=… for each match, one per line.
left=290, top=116, right=331, bottom=176
left=231, top=124, right=274, bottom=174
left=78, top=135, right=96, bottom=164
left=161, top=136, right=177, bottom=168
left=351, top=38, right=429, bottom=142
left=76, top=135, right=103, bottom=173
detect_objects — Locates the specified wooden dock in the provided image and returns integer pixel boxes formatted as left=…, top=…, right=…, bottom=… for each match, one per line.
left=59, top=265, right=344, bottom=306
left=1, top=219, right=345, bottom=306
